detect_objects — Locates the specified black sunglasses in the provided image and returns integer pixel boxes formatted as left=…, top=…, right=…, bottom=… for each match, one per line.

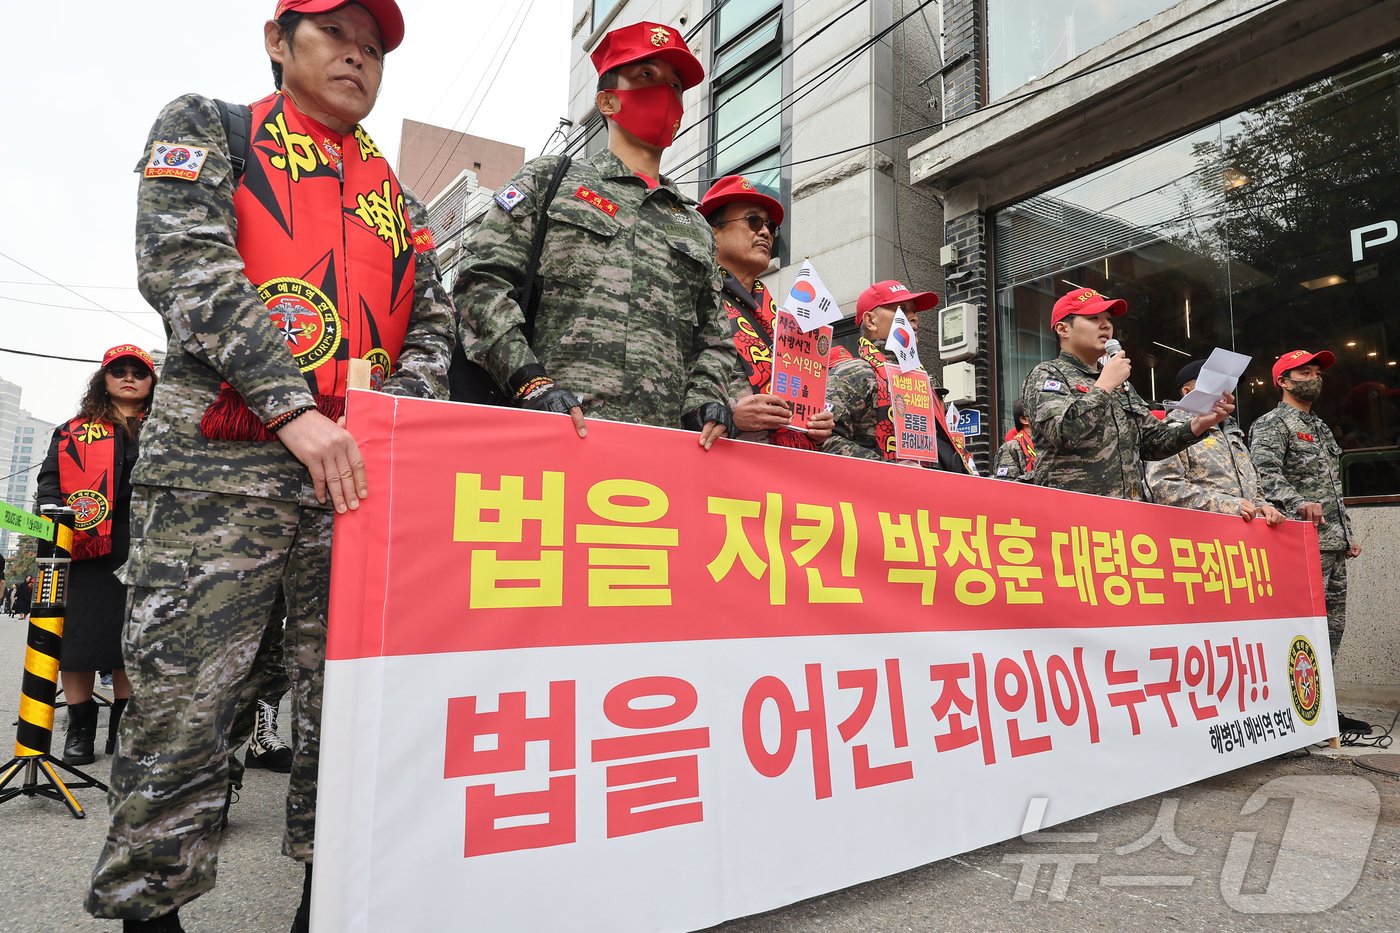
left=715, top=213, right=779, bottom=238
left=107, top=365, right=153, bottom=380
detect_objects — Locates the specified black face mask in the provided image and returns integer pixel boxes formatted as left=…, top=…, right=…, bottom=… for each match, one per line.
left=1286, top=375, right=1323, bottom=402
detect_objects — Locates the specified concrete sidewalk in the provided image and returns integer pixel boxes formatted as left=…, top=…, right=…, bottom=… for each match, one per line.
left=1, top=614, right=1396, bottom=932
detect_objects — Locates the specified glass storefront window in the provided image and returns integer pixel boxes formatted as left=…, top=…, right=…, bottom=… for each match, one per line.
left=988, top=0, right=1175, bottom=101
left=994, top=51, right=1400, bottom=498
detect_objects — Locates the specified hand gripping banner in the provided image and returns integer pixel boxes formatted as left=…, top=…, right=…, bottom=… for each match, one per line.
left=314, top=391, right=1334, bottom=932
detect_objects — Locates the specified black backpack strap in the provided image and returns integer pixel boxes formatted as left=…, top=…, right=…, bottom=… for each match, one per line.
left=447, top=154, right=573, bottom=405
left=518, top=154, right=572, bottom=343
left=214, top=99, right=252, bottom=183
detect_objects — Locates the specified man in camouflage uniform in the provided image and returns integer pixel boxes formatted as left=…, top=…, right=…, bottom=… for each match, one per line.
left=87, top=3, right=452, bottom=931
left=991, top=400, right=1036, bottom=481
left=698, top=174, right=834, bottom=448
left=455, top=21, right=735, bottom=444
left=824, top=280, right=972, bottom=472
left=1249, top=349, right=1361, bottom=663
left=1147, top=359, right=1284, bottom=524
left=1021, top=288, right=1232, bottom=499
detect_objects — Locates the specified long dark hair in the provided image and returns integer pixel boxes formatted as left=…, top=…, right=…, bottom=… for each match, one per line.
left=77, top=367, right=153, bottom=439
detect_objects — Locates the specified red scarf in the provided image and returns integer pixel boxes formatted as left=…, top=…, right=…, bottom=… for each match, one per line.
left=55, top=417, right=122, bottom=560
left=1009, top=427, right=1037, bottom=474
left=201, top=93, right=421, bottom=441
left=857, top=337, right=897, bottom=460
left=724, top=278, right=817, bottom=451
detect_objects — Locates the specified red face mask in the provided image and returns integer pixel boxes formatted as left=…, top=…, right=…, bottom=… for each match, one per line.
left=608, top=85, right=684, bottom=148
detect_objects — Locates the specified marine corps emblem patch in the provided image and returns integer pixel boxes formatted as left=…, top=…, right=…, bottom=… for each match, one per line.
left=364, top=348, right=393, bottom=390
left=1288, top=635, right=1322, bottom=726
left=259, top=277, right=341, bottom=373
left=67, top=489, right=110, bottom=533
left=650, top=26, right=672, bottom=47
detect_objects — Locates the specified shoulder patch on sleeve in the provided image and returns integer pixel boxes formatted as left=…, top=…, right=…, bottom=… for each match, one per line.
left=1041, top=379, right=1063, bottom=392
left=995, top=466, right=1010, bottom=477
left=495, top=184, right=525, bottom=212
left=412, top=227, right=436, bottom=253
left=144, top=141, right=209, bottom=181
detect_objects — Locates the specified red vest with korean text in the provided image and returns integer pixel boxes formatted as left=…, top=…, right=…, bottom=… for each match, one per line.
left=201, top=92, right=420, bottom=440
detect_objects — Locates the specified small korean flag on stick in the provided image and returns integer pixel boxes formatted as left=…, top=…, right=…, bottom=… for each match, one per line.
left=783, top=260, right=843, bottom=333
left=886, top=307, right=922, bottom=373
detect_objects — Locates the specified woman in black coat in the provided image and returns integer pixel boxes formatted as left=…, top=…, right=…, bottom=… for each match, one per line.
left=36, top=345, right=154, bottom=765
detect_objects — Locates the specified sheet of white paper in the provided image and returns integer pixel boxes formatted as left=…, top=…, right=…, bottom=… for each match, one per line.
left=1173, top=388, right=1219, bottom=415
left=1165, top=347, right=1252, bottom=414
left=1204, top=347, right=1251, bottom=378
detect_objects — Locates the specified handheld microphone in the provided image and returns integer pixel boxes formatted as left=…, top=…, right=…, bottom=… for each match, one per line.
left=1103, top=338, right=1123, bottom=358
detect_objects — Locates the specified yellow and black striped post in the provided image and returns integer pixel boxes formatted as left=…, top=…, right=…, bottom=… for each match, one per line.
left=0, top=506, right=106, bottom=818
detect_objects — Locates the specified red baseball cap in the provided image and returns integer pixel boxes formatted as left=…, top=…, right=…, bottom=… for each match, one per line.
left=1050, top=287, right=1127, bottom=326
left=698, top=175, right=784, bottom=227
left=102, top=344, right=156, bottom=374
left=856, top=280, right=938, bottom=316
left=591, top=22, right=704, bottom=91
left=1272, top=348, right=1335, bottom=384
left=274, top=0, right=405, bottom=53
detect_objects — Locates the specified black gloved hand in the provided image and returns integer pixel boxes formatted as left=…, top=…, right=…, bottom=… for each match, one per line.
left=521, top=383, right=582, bottom=415
left=682, top=401, right=734, bottom=438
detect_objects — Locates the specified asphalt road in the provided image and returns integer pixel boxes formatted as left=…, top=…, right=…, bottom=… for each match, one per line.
left=1, top=615, right=1396, bottom=933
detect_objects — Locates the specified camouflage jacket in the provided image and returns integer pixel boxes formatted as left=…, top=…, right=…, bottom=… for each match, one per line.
left=990, top=433, right=1034, bottom=482
left=1145, top=410, right=1265, bottom=515
left=822, top=353, right=885, bottom=461
left=1248, top=402, right=1352, bottom=550
left=130, top=95, right=453, bottom=506
left=454, top=150, right=735, bottom=428
left=821, top=343, right=968, bottom=472
left=1021, top=351, right=1198, bottom=501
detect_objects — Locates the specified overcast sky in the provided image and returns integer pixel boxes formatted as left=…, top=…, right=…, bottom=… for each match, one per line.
left=0, top=0, right=572, bottom=426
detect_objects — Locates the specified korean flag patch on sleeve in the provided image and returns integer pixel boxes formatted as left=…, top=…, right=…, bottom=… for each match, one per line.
left=495, top=184, right=525, bottom=213
left=1042, top=379, right=1063, bottom=392
left=144, top=141, right=210, bottom=181
left=995, top=466, right=1010, bottom=477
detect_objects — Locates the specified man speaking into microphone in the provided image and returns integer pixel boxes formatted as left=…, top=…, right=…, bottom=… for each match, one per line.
left=1019, top=288, right=1234, bottom=500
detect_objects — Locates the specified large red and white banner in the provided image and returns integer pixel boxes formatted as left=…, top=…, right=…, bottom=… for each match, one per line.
left=314, top=391, right=1335, bottom=932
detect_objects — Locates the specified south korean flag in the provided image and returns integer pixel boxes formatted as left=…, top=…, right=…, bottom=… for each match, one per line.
left=886, top=307, right=922, bottom=373
left=783, top=260, right=843, bottom=333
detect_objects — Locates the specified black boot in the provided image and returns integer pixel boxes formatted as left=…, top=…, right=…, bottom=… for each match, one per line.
left=106, top=697, right=128, bottom=755
left=63, top=699, right=98, bottom=765
left=245, top=699, right=294, bottom=772
left=290, top=862, right=313, bottom=933
left=122, top=908, right=185, bottom=931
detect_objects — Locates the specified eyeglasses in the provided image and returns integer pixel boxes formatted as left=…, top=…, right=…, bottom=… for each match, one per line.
left=714, top=213, right=779, bottom=238
left=107, top=365, right=153, bottom=380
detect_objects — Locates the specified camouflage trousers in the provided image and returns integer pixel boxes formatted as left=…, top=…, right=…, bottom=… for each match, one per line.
left=87, top=486, right=331, bottom=920
left=1320, top=549, right=1348, bottom=660
left=227, top=591, right=291, bottom=790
